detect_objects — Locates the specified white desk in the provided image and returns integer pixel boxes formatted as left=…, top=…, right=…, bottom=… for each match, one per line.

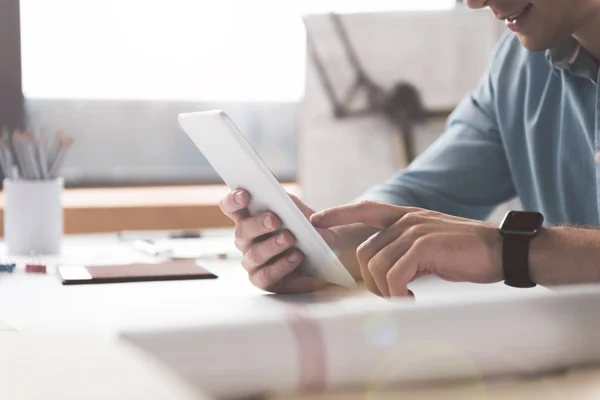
left=0, top=233, right=547, bottom=335
left=0, top=233, right=562, bottom=400
left=0, top=234, right=374, bottom=336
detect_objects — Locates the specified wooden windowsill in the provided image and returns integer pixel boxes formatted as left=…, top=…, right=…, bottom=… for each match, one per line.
left=0, top=183, right=301, bottom=235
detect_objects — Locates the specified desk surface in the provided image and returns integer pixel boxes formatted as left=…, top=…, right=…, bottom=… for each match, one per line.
left=0, top=233, right=547, bottom=334
left=0, top=233, right=595, bottom=399
left=0, top=234, right=377, bottom=335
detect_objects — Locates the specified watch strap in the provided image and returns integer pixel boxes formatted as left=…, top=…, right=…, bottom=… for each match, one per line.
left=502, top=234, right=536, bottom=288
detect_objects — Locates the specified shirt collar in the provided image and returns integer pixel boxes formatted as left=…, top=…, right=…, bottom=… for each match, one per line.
left=546, top=35, right=599, bottom=84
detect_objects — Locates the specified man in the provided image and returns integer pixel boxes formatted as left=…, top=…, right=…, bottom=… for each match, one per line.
left=220, top=0, right=600, bottom=298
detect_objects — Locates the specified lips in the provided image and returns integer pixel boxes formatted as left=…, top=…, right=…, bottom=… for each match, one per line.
left=497, top=2, right=533, bottom=21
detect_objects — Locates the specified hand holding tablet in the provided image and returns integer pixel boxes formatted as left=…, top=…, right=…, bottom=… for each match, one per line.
left=178, top=110, right=356, bottom=291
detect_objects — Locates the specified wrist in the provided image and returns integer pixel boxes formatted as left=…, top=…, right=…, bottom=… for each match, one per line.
left=528, top=226, right=554, bottom=285
left=529, top=226, right=595, bottom=286
left=490, top=226, right=505, bottom=282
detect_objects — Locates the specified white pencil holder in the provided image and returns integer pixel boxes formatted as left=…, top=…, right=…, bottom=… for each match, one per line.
left=3, top=178, right=63, bottom=255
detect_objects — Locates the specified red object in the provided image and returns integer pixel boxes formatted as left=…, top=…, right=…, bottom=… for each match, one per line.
left=25, top=264, right=47, bottom=274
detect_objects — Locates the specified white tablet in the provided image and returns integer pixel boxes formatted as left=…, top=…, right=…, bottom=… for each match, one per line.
left=178, top=110, right=356, bottom=288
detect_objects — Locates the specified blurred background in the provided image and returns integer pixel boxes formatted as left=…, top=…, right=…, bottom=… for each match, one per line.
left=0, top=0, right=484, bottom=185
left=0, top=0, right=517, bottom=220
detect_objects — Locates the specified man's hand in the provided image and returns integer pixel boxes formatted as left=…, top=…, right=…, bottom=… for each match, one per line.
left=219, top=189, right=379, bottom=294
left=311, top=201, right=504, bottom=298
left=219, top=189, right=327, bottom=293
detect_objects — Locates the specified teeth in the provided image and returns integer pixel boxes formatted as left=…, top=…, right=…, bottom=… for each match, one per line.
left=508, top=12, right=521, bottom=20
left=505, top=4, right=530, bottom=22
left=507, top=9, right=524, bottom=21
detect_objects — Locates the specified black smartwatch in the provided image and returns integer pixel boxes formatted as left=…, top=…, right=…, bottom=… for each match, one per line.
left=498, top=211, right=544, bottom=288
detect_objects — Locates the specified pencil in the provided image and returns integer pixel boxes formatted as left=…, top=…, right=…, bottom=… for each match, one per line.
left=33, top=132, right=48, bottom=179
left=1, top=128, right=73, bottom=180
left=0, top=128, right=12, bottom=178
left=23, top=132, right=41, bottom=179
left=4, top=146, right=14, bottom=179
left=0, top=144, right=8, bottom=177
left=47, top=130, right=63, bottom=171
left=12, top=132, right=31, bottom=179
left=0, top=132, right=10, bottom=178
left=48, top=138, right=73, bottom=178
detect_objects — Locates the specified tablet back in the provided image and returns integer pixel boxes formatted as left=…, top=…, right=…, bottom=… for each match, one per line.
left=178, top=110, right=356, bottom=288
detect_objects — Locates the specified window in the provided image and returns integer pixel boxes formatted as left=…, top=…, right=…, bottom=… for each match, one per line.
left=11, top=0, right=457, bottom=187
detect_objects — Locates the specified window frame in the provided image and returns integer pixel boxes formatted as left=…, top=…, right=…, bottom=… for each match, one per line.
left=0, top=0, right=24, bottom=132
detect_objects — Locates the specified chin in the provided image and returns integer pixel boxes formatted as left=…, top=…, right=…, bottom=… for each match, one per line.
left=516, top=33, right=559, bottom=52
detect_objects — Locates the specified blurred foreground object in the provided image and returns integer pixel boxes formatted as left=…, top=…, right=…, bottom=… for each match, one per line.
left=121, top=284, right=600, bottom=398
left=0, top=333, right=209, bottom=400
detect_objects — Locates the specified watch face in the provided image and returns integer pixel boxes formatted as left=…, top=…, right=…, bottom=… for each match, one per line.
left=500, top=211, right=544, bottom=235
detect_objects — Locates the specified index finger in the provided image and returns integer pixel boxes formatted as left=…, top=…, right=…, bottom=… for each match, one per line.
left=310, top=201, right=417, bottom=229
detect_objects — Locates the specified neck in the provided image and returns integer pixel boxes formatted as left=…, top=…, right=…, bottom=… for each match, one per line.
left=573, top=2, right=600, bottom=63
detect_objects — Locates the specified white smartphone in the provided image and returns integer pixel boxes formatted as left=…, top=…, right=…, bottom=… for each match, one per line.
left=178, top=110, right=356, bottom=288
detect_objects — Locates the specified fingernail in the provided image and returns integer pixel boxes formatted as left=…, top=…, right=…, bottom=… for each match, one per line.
left=311, top=213, right=322, bottom=223
left=264, top=215, right=274, bottom=230
left=276, top=233, right=287, bottom=246
left=234, top=191, right=244, bottom=205
left=288, top=252, right=300, bottom=263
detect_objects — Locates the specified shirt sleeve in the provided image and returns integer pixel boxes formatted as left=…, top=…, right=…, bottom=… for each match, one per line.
left=358, top=37, right=517, bottom=221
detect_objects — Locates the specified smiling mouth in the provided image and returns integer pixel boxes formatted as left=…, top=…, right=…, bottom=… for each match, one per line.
left=498, top=2, right=533, bottom=21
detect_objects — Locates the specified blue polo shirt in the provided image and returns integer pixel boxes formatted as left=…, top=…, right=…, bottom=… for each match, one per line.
left=361, top=32, right=600, bottom=226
